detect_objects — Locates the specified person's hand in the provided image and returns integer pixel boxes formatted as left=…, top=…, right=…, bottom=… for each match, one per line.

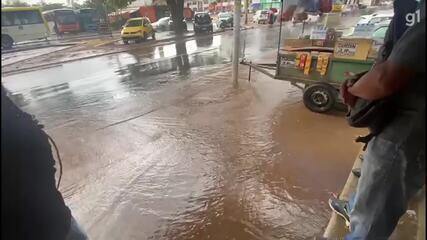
left=340, top=79, right=358, bottom=108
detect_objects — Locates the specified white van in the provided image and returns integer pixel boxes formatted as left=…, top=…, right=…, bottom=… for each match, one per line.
left=1, top=7, right=50, bottom=49
left=253, top=10, right=269, bottom=24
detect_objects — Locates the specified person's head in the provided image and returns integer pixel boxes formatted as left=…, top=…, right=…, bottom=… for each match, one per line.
left=394, top=0, right=418, bottom=12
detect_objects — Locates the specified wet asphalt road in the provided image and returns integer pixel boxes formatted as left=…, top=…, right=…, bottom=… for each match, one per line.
left=2, top=25, right=371, bottom=239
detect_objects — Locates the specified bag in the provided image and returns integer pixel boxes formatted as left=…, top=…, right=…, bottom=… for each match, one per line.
left=344, top=72, right=395, bottom=149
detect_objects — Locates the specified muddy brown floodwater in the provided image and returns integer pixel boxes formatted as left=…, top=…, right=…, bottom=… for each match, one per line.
left=56, top=67, right=365, bottom=240
left=2, top=26, right=417, bottom=239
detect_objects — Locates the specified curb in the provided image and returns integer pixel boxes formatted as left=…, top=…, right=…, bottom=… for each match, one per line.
left=1, top=44, right=76, bottom=68
left=1, top=42, right=79, bottom=54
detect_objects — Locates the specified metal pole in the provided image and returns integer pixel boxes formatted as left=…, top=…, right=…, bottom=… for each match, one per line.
left=248, top=64, right=252, bottom=82
left=301, top=20, right=305, bottom=38
left=275, top=0, right=284, bottom=76
left=232, top=0, right=241, bottom=88
left=242, top=38, right=246, bottom=59
left=244, top=0, right=249, bottom=25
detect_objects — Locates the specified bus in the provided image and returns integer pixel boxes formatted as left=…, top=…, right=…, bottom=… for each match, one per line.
left=76, top=8, right=100, bottom=32
left=42, top=9, right=80, bottom=34
left=1, top=7, right=50, bottom=49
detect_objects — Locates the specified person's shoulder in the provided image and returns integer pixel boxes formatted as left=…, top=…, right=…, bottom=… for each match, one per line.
left=393, top=20, right=425, bottom=51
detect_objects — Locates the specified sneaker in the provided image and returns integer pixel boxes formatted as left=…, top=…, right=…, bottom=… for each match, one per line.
left=352, top=168, right=361, bottom=178
left=328, top=196, right=350, bottom=227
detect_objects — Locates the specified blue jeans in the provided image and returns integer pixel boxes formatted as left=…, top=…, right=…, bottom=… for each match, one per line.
left=344, top=120, right=425, bottom=239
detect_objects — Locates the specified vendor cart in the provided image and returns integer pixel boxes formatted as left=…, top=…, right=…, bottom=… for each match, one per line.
left=242, top=51, right=375, bottom=113
left=241, top=0, right=376, bottom=113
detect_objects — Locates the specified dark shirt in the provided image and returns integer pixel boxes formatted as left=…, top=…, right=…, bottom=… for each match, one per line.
left=388, top=19, right=425, bottom=111
left=392, top=0, right=418, bottom=43
left=1, top=87, right=71, bottom=240
left=376, top=0, right=418, bottom=64
left=381, top=18, right=425, bottom=144
left=374, top=0, right=425, bottom=112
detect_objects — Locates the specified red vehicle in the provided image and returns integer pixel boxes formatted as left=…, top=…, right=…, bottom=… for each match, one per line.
left=279, top=5, right=297, bottom=22
left=43, top=9, right=80, bottom=34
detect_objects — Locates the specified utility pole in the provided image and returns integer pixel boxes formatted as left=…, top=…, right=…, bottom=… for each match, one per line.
left=244, top=0, right=249, bottom=25
left=232, top=0, right=241, bottom=88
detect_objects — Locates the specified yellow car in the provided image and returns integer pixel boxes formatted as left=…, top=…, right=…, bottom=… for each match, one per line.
left=121, top=17, right=155, bottom=44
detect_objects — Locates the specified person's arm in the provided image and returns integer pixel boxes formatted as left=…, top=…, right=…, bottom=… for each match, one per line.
left=348, top=20, right=425, bottom=101
left=347, top=60, right=413, bottom=100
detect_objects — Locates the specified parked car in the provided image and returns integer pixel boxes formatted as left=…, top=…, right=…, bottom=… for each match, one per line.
left=276, top=5, right=297, bottom=22
left=346, top=19, right=390, bottom=50
left=356, top=10, right=393, bottom=25
left=305, top=12, right=320, bottom=23
left=292, top=12, right=308, bottom=24
left=152, top=17, right=170, bottom=31
left=193, top=12, right=213, bottom=34
left=365, top=14, right=393, bottom=25
left=379, top=0, right=393, bottom=7
left=217, top=12, right=233, bottom=29
left=253, top=10, right=269, bottom=24
left=370, top=22, right=390, bottom=50
left=121, top=17, right=155, bottom=44
left=341, top=4, right=358, bottom=16
left=168, top=18, right=188, bottom=32
left=349, top=19, right=390, bottom=35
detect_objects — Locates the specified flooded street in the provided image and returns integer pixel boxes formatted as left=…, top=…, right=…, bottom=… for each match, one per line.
left=2, top=27, right=366, bottom=239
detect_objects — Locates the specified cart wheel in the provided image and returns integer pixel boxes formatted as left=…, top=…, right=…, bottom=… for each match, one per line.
left=303, top=83, right=336, bottom=113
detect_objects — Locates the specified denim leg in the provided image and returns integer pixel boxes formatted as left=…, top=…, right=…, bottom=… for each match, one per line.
left=65, top=216, right=88, bottom=240
left=345, top=136, right=406, bottom=240
left=348, top=192, right=356, bottom=213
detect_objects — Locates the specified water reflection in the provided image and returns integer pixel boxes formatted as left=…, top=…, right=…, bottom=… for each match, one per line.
left=117, top=36, right=230, bottom=89
left=29, top=82, right=70, bottom=98
left=195, top=35, right=214, bottom=48
left=175, top=41, right=190, bottom=75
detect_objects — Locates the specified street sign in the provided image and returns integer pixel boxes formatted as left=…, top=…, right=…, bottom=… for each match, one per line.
left=334, top=38, right=373, bottom=60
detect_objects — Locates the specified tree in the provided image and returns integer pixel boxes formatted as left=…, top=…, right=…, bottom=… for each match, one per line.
left=72, top=2, right=82, bottom=9
left=107, top=0, right=136, bottom=10
left=2, top=0, right=29, bottom=7
left=82, top=0, right=98, bottom=9
left=40, top=3, right=66, bottom=11
left=82, top=0, right=136, bottom=13
left=166, top=0, right=186, bottom=34
left=175, top=41, right=190, bottom=74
